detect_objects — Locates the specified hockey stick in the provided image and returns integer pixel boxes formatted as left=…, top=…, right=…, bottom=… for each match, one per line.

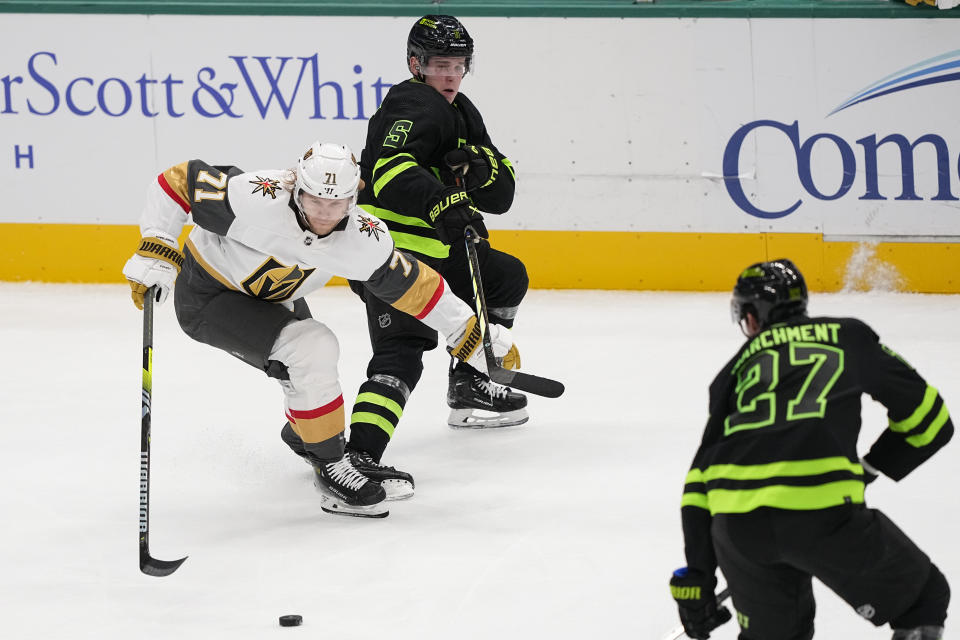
left=140, top=286, right=187, bottom=577
left=659, top=588, right=731, bottom=640
left=462, top=226, right=564, bottom=398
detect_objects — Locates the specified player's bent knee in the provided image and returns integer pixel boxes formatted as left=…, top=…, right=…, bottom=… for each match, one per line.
left=516, top=259, right=529, bottom=291
left=892, top=563, right=950, bottom=630
left=271, top=319, right=340, bottom=384
left=504, top=257, right=529, bottom=300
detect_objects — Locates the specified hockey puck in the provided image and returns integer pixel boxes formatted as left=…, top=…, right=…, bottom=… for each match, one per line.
left=278, top=614, right=302, bottom=627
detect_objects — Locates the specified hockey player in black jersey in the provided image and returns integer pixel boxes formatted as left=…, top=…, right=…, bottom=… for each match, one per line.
left=669, top=259, right=952, bottom=640
left=344, top=15, right=530, bottom=495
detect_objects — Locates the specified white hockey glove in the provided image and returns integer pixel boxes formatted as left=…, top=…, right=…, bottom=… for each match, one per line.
left=122, top=230, right=184, bottom=310
left=447, top=316, right=517, bottom=374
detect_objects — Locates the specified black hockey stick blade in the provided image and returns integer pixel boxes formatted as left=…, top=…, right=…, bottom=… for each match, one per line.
left=140, top=553, right=188, bottom=577
left=659, top=587, right=731, bottom=640
left=488, top=365, right=565, bottom=398
left=462, top=227, right=564, bottom=399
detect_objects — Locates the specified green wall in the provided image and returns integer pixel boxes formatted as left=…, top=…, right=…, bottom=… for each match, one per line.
left=0, top=0, right=957, bottom=18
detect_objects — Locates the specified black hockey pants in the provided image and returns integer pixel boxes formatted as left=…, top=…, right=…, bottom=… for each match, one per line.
left=347, top=238, right=527, bottom=458
left=712, top=504, right=949, bottom=640
left=174, top=249, right=312, bottom=375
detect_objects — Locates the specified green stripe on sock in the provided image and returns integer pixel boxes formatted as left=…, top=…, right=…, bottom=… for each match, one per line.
left=350, top=411, right=396, bottom=438
left=355, top=392, right=403, bottom=420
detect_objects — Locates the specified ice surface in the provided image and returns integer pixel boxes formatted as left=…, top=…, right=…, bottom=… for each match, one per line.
left=1, top=284, right=957, bottom=639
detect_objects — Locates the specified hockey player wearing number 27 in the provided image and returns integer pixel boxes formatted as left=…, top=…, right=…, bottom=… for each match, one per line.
left=121, top=141, right=520, bottom=518
left=670, top=259, right=952, bottom=640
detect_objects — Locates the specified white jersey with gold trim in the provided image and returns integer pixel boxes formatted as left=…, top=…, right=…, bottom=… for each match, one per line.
left=138, top=159, right=474, bottom=335
left=143, top=162, right=392, bottom=302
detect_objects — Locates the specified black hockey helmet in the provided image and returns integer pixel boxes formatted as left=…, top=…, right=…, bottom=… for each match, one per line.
left=407, top=15, right=474, bottom=73
left=730, top=259, right=808, bottom=329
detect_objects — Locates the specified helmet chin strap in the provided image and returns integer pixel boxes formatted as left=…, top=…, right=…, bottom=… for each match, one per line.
left=292, top=190, right=310, bottom=231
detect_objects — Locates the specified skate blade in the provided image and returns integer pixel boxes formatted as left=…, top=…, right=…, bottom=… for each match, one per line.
left=319, top=494, right=389, bottom=518
left=447, top=408, right=530, bottom=429
left=314, top=481, right=389, bottom=518
left=382, top=479, right=415, bottom=501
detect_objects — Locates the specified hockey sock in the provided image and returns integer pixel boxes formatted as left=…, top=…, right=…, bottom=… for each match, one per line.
left=348, top=377, right=408, bottom=461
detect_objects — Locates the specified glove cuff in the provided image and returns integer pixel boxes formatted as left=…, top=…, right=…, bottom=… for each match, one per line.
left=449, top=316, right=483, bottom=363
left=428, top=189, right=472, bottom=223
left=136, top=236, right=185, bottom=272
left=476, top=146, right=498, bottom=190
left=142, top=228, right=179, bottom=248
left=670, top=568, right=717, bottom=606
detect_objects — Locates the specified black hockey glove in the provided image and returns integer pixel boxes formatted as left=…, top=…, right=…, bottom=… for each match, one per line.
left=669, top=568, right=732, bottom=640
left=429, top=188, right=488, bottom=245
left=443, top=145, right=499, bottom=192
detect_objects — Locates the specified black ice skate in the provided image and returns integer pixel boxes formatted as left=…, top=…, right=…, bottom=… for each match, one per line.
left=447, top=362, right=529, bottom=429
left=314, top=456, right=389, bottom=518
left=347, top=447, right=415, bottom=501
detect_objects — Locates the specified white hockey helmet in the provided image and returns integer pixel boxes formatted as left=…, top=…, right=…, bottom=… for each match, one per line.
left=294, top=142, right=362, bottom=212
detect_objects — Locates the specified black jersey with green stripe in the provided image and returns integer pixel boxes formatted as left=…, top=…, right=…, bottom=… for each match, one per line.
left=681, top=315, right=953, bottom=574
left=357, top=79, right=515, bottom=261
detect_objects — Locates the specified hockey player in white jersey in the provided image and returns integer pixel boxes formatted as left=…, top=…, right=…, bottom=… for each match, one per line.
left=122, top=141, right=518, bottom=518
